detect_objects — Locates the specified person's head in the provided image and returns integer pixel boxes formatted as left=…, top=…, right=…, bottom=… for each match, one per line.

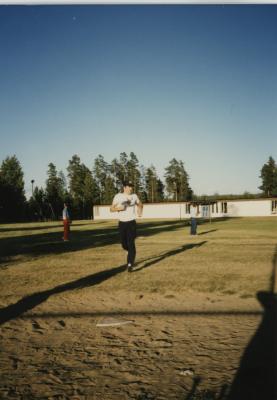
left=64, top=202, right=68, bottom=208
left=122, top=180, right=134, bottom=195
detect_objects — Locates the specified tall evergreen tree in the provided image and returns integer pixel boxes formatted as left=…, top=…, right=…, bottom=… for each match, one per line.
left=139, top=165, right=148, bottom=203
left=119, top=152, right=129, bottom=181
left=102, top=175, right=117, bottom=204
left=111, top=157, right=126, bottom=191
left=28, top=186, right=48, bottom=221
left=156, top=178, right=165, bottom=202
left=259, top=156, right=277, bottom=197
left=145, top=165, right=160, bottom=202
left=45, top=163, right=66, bottom=219
left=67, top=155, right=95, bottom=218
left=127, top=152, right=141, bottom=194
left=83, top=169, right=99, bottom=218
left=92, top=154, right=110, bottom=204
left=164, top=158, right=192, bottom=201
left=67, top=155, right=84, bottom=201
left=0, top=155, right=26, bottom=222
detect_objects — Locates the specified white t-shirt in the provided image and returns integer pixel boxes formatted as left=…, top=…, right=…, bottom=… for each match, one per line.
left=190, top=207, right=197, bottom=218
left=112, top=193, right=140, bottom=222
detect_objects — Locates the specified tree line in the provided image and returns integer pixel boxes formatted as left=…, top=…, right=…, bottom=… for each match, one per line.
left=0, top=152, right=193, bottom=222
left=0, top=153, right=276, bottom=222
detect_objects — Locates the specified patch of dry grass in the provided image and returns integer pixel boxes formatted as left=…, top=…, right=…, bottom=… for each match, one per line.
left=0, top=217, right=276, bottom=305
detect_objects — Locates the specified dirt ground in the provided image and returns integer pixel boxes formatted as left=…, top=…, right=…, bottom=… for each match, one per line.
left=0, top=288, right=273, bottom=400
left=1, top=219, right=276, bottom=399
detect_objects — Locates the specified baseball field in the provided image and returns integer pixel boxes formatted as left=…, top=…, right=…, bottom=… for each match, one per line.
left=0, top=217, right=276, bottom=399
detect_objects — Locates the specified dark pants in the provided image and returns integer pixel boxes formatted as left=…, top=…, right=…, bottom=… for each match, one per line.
left=190, top=218, right=197, bottom=235
left=119, top=220, right=137, bottom=265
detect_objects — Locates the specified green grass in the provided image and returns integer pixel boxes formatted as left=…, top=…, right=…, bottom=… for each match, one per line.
left=0, top=217, right=276, bottom=303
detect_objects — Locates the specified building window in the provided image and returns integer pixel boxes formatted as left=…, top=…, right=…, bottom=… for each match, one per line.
left=202, top=205, right=209, bottom=217
left=272, top=200, right=277, bottom=213
left=185, top=204, right=190, bottom=214
left=221, top=202, right=228, bottom=213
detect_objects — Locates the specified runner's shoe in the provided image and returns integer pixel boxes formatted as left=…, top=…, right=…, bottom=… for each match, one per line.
left=127, top=263, right=133, bottom=272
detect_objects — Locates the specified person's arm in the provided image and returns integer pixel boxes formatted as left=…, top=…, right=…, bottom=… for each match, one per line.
left=136, top=198, right=143, bottom=217
left=110, top=203, right=126, bottom=212
left=110, top=196, right=126, bottom=212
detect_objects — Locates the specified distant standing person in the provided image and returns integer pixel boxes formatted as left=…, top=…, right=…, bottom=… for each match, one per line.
left=110, top=181, right=143, bottom=272
left=190, top=203, right=199, bottom=235
left=62, top=203, right=71, bottom=241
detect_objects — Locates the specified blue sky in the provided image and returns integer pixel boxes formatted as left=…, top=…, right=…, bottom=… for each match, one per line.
left=0, top=4, right=277, bottom=197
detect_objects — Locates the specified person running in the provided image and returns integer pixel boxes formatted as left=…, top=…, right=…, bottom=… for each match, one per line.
left=110, top=180, right=143, bottom=272
left=62, top=202, right=71, bottom=241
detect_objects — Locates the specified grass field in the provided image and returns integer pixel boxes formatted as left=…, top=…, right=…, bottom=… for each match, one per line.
left=0, top=217, right=276, bottom=399
left=0, top=217, right=276, bottom=298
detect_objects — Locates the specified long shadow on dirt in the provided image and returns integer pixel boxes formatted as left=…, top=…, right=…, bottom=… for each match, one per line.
left=0, top=263, right=126, bottom=325
left=1, top=245, right=275, bottom=399
left=0, top=241, right=203, bottom=325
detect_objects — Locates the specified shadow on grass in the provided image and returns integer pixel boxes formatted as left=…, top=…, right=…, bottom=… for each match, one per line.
left=0, top=219, right=200, bottom=267
left=0, top=226, right=118, bottom=266
left=133, top=241, right=207, bottom=272
left=0, top=222, right=88, bottom=233
left=197, top=229, right=218, bottom=236
left=0, top=220, right=275, bottom=399
left=0, top=240, right=205, bottom=324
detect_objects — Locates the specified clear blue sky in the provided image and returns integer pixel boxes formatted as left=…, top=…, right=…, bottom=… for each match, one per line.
left=1, top=4, right=277, bottom=197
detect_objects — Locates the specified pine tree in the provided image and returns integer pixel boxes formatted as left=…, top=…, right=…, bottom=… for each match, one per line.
left=45, top=163, right=66, bottom=219
left=0, top=155, right=26, bottom=222
left=127, top=152, right=141, bottom=194
left=145, top=165, right=159, bottom=202
left=259, top=156, right=277, bottom=197
left=92, top=155, right=110, bottom=204
left=83, top=170, right=99, bottom=218
left=164, top=158, right=192, bottom=201
left=102, top=175, right=117, bottom=205
left=111, top=158, right=125, bottom=191
left=156, top=178, right=165, bottom=202
left=119, top=152, right=129, bottom=181
left=67, top=155, right=95, bottom=218
left=28, top=187, right=47, bottom=221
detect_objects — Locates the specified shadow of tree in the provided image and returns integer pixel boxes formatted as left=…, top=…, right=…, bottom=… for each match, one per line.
left=0, top=220, right=189, bottom=266
left=0, top=222, right=87, bottom=232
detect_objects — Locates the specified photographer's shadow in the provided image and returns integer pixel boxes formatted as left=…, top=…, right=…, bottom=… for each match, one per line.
left=227, top=244, right=277, bottom=400
left=227, top=290, right=277, bottom=400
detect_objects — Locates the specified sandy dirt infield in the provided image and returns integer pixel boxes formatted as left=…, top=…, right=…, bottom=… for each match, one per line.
left=0, top=219, right=276, bottom=399
left=1, top=288, right=275, bottom=399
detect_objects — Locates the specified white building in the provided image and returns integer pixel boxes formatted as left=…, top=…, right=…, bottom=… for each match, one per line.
left=93, top=198, right=277, bottom=220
